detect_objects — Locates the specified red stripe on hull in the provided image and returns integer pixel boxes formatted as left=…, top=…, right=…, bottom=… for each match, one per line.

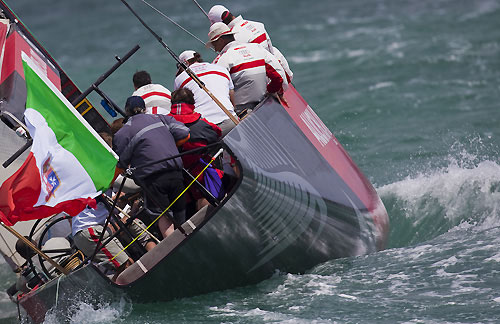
left=283, top=86, right=377, bottom=211
left=282, top=85, right=389, bottom=247
left=0, top=27, right=60, bottom=89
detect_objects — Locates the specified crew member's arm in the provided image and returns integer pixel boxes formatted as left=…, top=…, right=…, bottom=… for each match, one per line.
left=222, top=67, right=236, bottom=108
left=111, top=166, right=124, bottom=185
left=161, top=115, right=190, bottom=147
left=176, top=134, right=190, bottom=147
left=263, top=30, right=274, bottom=54
left=112, top=130, right=132, bottom=181
left=273, top=46, right=293, bottom=84
left=263, top=49, right=288, bottom=94
left=229, top=89, right=236, bottom=107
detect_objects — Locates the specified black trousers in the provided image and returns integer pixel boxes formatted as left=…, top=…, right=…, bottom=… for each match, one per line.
left=141, top=170, right=186, bottom=226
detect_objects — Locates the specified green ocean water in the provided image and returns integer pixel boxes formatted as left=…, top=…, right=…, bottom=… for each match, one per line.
left=1, top=0, right=500, bottom=323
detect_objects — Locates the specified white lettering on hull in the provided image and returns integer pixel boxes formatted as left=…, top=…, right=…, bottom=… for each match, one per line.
left=299, top=105, right=336, bottom=147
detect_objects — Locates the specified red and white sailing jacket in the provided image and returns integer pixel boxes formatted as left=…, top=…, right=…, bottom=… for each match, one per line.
left=174, top=62, right=237, bottom=125
left=227, top=16, right=293, bottom=84
left=213, top=42, right=288, bottom=106
left=132, top=83, right=172, bottom=115
left=228, top=16, right=274, bottom=54
left=272, top=46, right=293, bottom=84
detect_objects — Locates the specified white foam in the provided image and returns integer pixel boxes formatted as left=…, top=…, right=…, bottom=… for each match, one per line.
left=346, top=49, right=366, bottom=58
left=208, top=303, right=332, bottom=324
left=338, top=293, right=357, bottom=300
left=432, top=256, right=459, bottom=267
left=387, top=272, right=410, bottom=280
left=288, top=305, right=305, bottom=311
left=460, top=0, right=500, bottom=21
left=484, top=253, right=500, bottom=262
left=369, top=81, right=394, bottom=91
left=404, top=244, right=437, bottom=259
left=288, top=50, right=332, bottom=64
left=42, top=297, right=131, bottom=324
left=378, top=159, right=500, bottom=226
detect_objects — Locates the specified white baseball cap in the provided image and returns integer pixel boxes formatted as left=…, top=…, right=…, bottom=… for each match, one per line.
left=208, top=5, right=229, bottom=24
left=206, top=22, right=235, bottom=47
left=179, top=50, right=197, bottom=64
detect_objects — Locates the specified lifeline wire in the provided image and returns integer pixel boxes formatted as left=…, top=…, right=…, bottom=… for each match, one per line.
left=55, top=275, right=63, bottom=307
left=110, top=148, right=224, bottom=261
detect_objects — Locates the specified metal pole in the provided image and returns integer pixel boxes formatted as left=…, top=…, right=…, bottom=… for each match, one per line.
left=89, top=176, right=127, bottom=263
left=103, top=194, right=161, bottom=244
left=2, top=139, right=32, bottom=168
left=71, top=45, right=140, bottom=107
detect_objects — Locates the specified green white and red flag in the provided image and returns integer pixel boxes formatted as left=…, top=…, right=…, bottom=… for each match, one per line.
left=0, top=53, right=117, bottom=226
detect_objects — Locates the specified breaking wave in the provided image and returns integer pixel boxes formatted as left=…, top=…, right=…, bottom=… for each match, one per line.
left=378, top=155, right=500, bottom=248
left=41, top=297, right=132, bottom=324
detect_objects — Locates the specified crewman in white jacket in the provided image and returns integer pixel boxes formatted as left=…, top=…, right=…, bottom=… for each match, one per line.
left=208, top=23, right=288, bottom=116
left=208, top=5, right=273, bottom=54
left=208, top=5, right=293, bottom=83
left=174, top=50, right=238, bottom=136
left=132, top=70, right=172, bottom=115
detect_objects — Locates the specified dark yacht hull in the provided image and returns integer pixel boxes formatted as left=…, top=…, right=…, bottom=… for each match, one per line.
left=18, top=87, right=388, bottom=322
left=0, top=1, right=388, bottom=322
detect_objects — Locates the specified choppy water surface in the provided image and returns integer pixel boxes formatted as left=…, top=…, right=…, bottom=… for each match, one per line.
left=1, top=0, right=500, bottom=322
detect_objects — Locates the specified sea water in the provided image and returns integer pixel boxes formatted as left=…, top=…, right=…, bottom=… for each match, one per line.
left=1, top=0, right=500, bottom=322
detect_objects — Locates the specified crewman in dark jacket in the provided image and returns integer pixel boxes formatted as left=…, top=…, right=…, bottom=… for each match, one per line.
left=113, top=96, right=190, bottom=239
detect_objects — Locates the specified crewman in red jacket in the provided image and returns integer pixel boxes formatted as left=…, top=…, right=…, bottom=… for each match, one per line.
left=169, top=88, right=222, bottom=213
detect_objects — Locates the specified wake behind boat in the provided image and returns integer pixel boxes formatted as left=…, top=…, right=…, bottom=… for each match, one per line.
left=0, top=1, right=389, bottom=322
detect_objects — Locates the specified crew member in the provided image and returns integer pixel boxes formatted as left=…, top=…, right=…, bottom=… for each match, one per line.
left=208, top=5, right=294, bottom=84
left=174, top=50, right=237, bottom=136
left=209, top=23, right=288, bottom=115
left=113, top=96, right=190, bottom=239
left=169, top=88, right=223, bottom=212
left=208, top=5, right=273, bottom=54
left=72, top=194, right=133, bottom=280
left=132, top=70, right=172, bottom=115
left=99, top=131, right=157, bottom=253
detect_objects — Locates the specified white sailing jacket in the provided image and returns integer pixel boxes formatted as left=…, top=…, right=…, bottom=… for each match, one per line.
left=228, top=16, right=274, bottom=54
left=132, top=83, right=172, bottom=115
left=174, top=62, right=237, bottom=124
left=227, top=16, right=293, bottom=84
left=213, top=42, right=288, bottom=106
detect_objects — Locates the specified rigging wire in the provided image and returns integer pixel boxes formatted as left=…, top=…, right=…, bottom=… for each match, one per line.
left=139, top=0, right=214, bottom=51
left=191, top=0, right=210, bottom=20
left=120, top=0, right=239, bottom=125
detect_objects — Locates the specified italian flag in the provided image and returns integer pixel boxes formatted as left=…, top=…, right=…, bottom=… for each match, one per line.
left=0, top=53, right=118, bottom=226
